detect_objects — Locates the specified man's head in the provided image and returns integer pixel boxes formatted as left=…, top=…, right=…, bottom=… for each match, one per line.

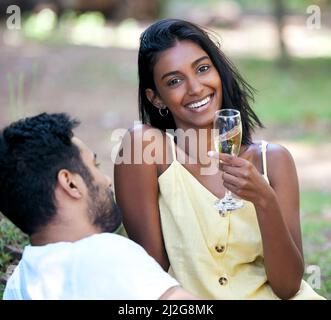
left=0, top=113, right=121, bottom=237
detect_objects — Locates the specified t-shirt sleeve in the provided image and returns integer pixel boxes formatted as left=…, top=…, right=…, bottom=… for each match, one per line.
left=73, top=234, right=179, bottom=300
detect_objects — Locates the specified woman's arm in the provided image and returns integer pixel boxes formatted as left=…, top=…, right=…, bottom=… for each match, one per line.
left=114, top=125, right=170, bottom=270
left=209, top=144, right=304, bottom=299
left=258, top=144, right=304, bottom=298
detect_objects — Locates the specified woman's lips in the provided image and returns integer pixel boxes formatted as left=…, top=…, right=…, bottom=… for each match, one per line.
left=185, top=93, right=214, bottom=113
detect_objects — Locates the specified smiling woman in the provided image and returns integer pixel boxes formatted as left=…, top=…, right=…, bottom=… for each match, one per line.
left=136, top=19, right=262, bottom=141
left=145, top=40, right=222, bottom=131
left=114, top=19, right=325, bottom=300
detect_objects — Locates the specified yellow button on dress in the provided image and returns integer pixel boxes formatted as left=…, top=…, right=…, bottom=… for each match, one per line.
left=158, top=134, right=324, bottom=300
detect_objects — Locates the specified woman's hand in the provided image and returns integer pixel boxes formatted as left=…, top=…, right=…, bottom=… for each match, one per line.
left=208, top=150, right=274, bottom=207
left=209, top=148, right=304, bottom=299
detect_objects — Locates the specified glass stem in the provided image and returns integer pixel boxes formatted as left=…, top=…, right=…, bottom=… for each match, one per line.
left=224, top=189, right=233, bottom=201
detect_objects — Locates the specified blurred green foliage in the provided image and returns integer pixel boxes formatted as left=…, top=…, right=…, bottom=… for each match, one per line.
left=238, top=0, right=330, bottom=11
left=163, top=0, right=331, bottom=14
left=23, top=8, right=57, bottom=40
left=236, top=58, right=331, bottom=142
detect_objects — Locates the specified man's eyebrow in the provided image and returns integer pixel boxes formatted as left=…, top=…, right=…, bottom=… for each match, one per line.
left=161, top=56, right=210, bottom=80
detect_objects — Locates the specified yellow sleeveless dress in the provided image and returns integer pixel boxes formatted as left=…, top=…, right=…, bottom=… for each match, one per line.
left=158, top=134, right=324, bottom=299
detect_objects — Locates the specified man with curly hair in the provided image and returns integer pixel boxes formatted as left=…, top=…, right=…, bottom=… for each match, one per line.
left=0, top=113, right=199, bottom=300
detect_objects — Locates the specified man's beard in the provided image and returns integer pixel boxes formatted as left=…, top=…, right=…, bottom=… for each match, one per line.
left=87, top=184, right=122, bottom=233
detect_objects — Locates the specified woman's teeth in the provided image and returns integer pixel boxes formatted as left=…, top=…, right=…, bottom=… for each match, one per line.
left=187, top=95, right=211, bottom=109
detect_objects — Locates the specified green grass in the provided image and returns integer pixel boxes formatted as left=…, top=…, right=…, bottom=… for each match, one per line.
left=236, top=58, right=331, bottom=140
left=301, top=191, right=331, bottom=216
left=0, top=215, right=29, bottom=261
left=300, top=191, right=331, bottom=299
left=0, top=215, right=29, bottom=300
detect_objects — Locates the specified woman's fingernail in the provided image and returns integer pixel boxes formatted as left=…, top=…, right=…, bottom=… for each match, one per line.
left=207, top=151, right=214, bottom=157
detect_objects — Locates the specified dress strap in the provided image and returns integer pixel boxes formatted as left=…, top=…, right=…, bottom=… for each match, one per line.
left=260, top=140, right=269, bottom=182
left=165, top=132, right=177, bottom=161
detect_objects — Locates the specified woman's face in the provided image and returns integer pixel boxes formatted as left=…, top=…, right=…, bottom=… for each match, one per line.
left=150, top=40, right=222, bottom=130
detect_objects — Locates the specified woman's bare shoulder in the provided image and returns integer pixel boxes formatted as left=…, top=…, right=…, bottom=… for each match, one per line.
left=125, top=124, right=167, bottom=147
left=244, top=141, right=295, bottom=176
left=119, top=124, right=172, bottom=169
left=257, top=141, right=297, bottom=183
left=251, top=141, right=293, bottom=158
left=263, top=142, right=294, bottom=161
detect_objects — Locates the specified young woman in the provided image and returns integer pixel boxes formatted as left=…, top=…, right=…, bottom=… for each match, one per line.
left=114, top=19, right=324, bottom=299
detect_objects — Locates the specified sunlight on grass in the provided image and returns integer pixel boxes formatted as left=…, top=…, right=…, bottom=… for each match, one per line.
left=70, top=11, right=107, bottom=46
left=21, top=11, right=142, bottom=49
left=23, top=8, right=57, bottom=40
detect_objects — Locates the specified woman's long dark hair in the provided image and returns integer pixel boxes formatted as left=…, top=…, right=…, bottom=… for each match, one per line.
left=138, top=19, right=263, bottom=145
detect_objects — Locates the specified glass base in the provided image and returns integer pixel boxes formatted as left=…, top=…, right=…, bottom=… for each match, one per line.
left=214, top=197, right=244, bottom=213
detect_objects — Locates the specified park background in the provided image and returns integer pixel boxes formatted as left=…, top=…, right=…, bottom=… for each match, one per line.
left=0, top=0, right=330, bottom=299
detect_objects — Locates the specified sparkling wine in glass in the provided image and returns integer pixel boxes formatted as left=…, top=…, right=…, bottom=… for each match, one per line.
left=213, top=108, right=244, bottom=212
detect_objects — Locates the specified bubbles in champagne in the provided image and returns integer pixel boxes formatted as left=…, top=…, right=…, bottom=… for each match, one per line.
left=213, top=124, right=242, bottom=156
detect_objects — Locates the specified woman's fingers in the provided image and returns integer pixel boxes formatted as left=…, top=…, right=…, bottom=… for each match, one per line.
left=222, top=171, right=238, bottom=185
left=208, top=150, right=246, bottom=166
left=220, top=164, right=242, bottom=178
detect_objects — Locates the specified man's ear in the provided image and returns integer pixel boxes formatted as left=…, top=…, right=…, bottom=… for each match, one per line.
left=57, top=169, right=83, bottom=199
left=145, top=89, right=164, bottom=110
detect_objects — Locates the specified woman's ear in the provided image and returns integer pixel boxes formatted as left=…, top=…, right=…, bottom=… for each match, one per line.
left=145, top=89, right=164, bottom=110
left=57, top=169, right=83, bottom=199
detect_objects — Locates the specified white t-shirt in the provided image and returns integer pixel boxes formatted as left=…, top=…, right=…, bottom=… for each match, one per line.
left=3, top=233, right=178, bottom=300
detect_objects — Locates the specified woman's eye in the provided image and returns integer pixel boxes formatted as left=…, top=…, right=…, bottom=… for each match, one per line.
left=198, top=65, right=210, bottom=73
left=167, top=78, right=181, bottom=86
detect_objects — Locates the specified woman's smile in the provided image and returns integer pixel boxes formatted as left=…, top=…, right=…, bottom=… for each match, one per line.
left=184, top=93, right=215, bottom=113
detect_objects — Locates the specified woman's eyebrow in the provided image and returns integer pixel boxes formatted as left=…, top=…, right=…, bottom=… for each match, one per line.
left=191, top=56, right=210, bottom=67
left=161, top=70, right=180, bottom=80
left=161, top=56, right=210, bottom=80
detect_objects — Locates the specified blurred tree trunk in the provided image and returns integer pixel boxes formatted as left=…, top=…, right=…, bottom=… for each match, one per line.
left=273, top=0, right=290, bottom=67
left=99, top=0, right=162, bottom=21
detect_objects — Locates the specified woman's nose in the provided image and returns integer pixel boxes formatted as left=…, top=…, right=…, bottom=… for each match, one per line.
left=105, top=174, right=112, bottom=187
left=187, top=77, right=203, bottom=96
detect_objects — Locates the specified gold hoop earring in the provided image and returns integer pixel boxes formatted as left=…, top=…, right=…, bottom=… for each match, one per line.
left=159, top=107, right=169, bottom=117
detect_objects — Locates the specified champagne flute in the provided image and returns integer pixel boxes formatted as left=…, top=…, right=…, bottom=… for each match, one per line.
left=213, top=109, right=244, bottom=212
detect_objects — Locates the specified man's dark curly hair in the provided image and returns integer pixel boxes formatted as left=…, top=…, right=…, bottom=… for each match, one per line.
left=0, top=113, right=93, bottom=235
